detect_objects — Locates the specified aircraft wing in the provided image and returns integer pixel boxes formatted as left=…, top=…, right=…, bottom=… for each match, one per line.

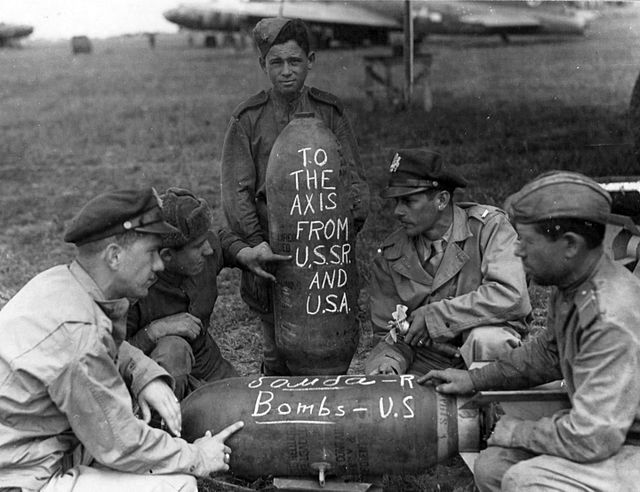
left=458, top=13, right=541, bottom=29
left=240, top=1, right=400, bottom=28
left=0, top=23, right=34, bottom=46
left=164, top=0, right=591, bottom=47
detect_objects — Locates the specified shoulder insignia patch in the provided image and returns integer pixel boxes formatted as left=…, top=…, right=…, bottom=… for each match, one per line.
left=461, top=203, right=505, bottom=223
left=308, top=87, right=344, bottom=115
left=575, top=287, right=601, bottom=328
left=232, top=90, right=268, bottom=118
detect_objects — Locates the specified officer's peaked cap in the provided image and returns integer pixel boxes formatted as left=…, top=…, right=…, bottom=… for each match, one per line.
left=382, top=148, right=468, bottom=199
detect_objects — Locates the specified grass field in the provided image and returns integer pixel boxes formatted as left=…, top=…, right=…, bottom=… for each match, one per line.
left=1, top=5, right=640, bottom=490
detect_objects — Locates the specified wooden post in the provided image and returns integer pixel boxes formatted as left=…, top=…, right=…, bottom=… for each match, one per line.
left=403, top=0, right=414, bottom=107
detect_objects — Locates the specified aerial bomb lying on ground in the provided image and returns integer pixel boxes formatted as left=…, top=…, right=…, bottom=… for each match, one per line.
left=181, top=374, right=481, bottom=484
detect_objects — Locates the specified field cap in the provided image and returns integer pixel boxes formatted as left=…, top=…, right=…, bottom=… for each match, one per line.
left=253, top=17, right=306, bottom=57
left=160, top=188, right=212, bottom=248
left=382, top=148, right=468, bottom=199
left=64, top=188, right=178, bottom=245
left=504, top=170, right=615, bottom=224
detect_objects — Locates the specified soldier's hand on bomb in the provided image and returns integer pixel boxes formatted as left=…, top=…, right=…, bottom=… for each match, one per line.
left=236, top=241, right=291, bottom=282
left=193, top=421, right=245, bottom=475
left=418, top=368, right=475, bottom=395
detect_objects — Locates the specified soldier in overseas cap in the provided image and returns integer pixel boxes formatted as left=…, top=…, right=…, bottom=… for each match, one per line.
left=365, top=148, right=530, bottom=377
left=127, top=188, right=290, bottom=400
left=422, top=171, right=640, bottom=491
left=221, top=16, right=370, bottom=375
left=0, top=188, right=244, bottom=491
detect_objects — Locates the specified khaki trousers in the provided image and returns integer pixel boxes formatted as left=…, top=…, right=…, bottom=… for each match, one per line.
left=151, top=335, right=237, bottom=399
left=474, top=445, right=640, bottom=491
left=40, top=465, right=196, bottom=492
left=408, top=325, right=521, bottom=374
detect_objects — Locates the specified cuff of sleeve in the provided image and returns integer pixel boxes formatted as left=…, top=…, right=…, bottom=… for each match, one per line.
left=130, top=360, right=174, bottom=397
left=422, top=305, right=456, bottom=341
left=468, top=364, right=502, bottom=391
left=126, top=326, right=157, bottom=355
left=139, top=328, right=158, bottom=354
left=228, top=241, right=251, bottom=265
left=246, top=234, right=267, bottom=248
left=507, top=419, right=531, bottom=449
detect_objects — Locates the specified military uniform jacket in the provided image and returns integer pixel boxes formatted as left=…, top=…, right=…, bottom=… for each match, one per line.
left=0, top=262, right=211, bottom=490
left=220, top=86, right=370, bottom=312
left=368, top=204, right=531, bottom=373
left=126, top=229, right=247, bottom=372
left=470, top=254, right=640, bottom=462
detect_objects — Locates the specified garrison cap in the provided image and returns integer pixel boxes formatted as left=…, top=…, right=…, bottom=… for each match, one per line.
left=253, top=17, right=307, bottom=57
left=504, top=171, right=614, bottom=224
left=64, top=188, right=178, bottom=245
left=160, top=188, right=213, bottom=249
left=382, top=148, right=468, bottom=199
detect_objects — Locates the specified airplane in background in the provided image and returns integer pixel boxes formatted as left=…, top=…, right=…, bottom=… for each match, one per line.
left=0, top=22, right=34, bottom=47
left=163, top=0, right=598, bottom=48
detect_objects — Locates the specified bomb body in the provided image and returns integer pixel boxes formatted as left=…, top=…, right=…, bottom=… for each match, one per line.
left=266, top=115, right=359, bottom=375
left=181, top=375, right=480, bottom=481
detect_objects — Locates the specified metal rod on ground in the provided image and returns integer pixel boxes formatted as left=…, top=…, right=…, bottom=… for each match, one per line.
left=403, top=0, right=414, bottom=107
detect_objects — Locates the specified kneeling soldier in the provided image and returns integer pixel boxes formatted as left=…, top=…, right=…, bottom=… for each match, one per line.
left=366, top=148, right=530, bottom=376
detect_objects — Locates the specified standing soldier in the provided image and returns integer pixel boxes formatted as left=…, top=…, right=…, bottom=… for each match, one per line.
left=221, top=17, right=369, bottom=376
left=422, top=171, right=640, bottom=491
left=365, top=148, right=530, bottom=376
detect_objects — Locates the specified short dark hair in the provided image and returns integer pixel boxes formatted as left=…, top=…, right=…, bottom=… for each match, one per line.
left=533, top=218, right=605, bottom=249
left=272, top=19, right=310, bottom=55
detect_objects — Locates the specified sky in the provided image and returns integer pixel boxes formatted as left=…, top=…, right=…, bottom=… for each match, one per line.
left=1, top=0, right=182, bottom=39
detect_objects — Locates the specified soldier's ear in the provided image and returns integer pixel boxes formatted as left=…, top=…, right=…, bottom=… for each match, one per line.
left=259, top=57, right=266, bottom=72
left=307, top=51, right=316, bottom=68
left=561, top=232, right=584, bottom=259
left=436, top=190, right=450, bottom=210
left=104, top=243, right=123, bottom=270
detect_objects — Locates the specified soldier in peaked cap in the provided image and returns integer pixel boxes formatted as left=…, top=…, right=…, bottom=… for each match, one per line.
left=127, top=188, right=290, bottom=400
left=0, top=188, right=244, bottom=491
left=422, top=171, right=640, bottom=491
left=221, top=16, right=369, bottom=375
left=365, top=148, right=530, bottom=377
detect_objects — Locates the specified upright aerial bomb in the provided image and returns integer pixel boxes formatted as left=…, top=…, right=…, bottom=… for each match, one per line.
left=266, top=114, right=359, bottom=375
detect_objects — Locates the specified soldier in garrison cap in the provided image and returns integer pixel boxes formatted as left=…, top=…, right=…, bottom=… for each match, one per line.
left=0, top=188, right=244, bottom=491
left=365, top=148, right=530, bottom=377
left=422, top=171, right=640, bottom=492
left=127, top=188, right=290, bottom=400
left=220, top=17, right=370, bottom=375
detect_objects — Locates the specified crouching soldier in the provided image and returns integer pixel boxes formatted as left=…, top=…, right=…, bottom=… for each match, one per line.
left=127, top=188, right=290, bottom=399
left=366, top=148, right=530, bottom=376
left=0, top=188, right=243, bottom=491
